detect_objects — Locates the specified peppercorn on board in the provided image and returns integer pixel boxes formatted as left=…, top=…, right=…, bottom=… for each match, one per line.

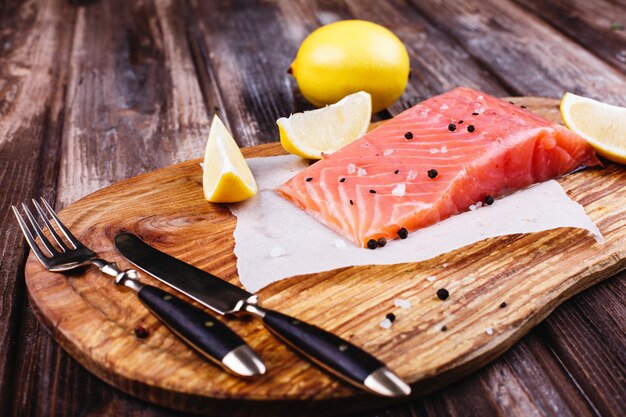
left=23, top=98, right=626, bottom=416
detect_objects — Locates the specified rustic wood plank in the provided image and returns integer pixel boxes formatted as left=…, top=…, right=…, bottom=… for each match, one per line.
left=187, top=0, right=314, bottom=147
left=539, top=272, right=626, bottom=417
left=9, top=0, right=215, bottom=416
left=56, top=0, right=210, bottom=207
left=408, top=0, right=626, bottom=105
left=0, top=0, right=76, bottom=412
left=516, top=0, right=626, bottom=73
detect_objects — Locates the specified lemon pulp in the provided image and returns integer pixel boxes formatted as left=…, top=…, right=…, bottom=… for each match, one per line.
left=560, top=93, right=626, bottom=164
left=277, top=91, right=371, bottom=160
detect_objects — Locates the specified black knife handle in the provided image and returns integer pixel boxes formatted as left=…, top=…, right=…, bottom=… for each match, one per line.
left=246, top=305, right=410, bottom=397
left=137, top=285, right=263, bottom=376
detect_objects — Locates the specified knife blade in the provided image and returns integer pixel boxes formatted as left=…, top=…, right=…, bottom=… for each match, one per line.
left=115, top=232, right=411, bottom=397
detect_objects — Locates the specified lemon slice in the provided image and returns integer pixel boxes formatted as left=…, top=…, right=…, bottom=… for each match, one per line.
left=203, top=115, right=258, bottom=203
left=560, top=92, right=626, bottom=164
left=277, top=91, right=371, bottom=159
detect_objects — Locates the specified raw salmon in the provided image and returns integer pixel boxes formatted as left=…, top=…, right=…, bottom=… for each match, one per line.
left=276, top=87, right=600, bottom=248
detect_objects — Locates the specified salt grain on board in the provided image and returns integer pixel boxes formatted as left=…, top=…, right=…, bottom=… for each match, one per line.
left=379, top=318, right=392, bottom=329
left=426, top=275, right=437, bottom=282
left=469, top=204, right=477, bottom=211
left=394, top=299, right=411, bottom=309
left=485, top=327, right=494, bottom=335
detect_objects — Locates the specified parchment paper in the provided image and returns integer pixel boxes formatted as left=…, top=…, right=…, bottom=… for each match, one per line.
left=228, top=155, right=603, bottom=292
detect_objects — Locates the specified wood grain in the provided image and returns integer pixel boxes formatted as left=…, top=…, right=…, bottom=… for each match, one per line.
left=0, top=0, right=76, bottom=410
left=409, top=0, right=626, bottom=105
left=516, top=0, right=626, bottom=73
left=23, top=98, right=626, bottom=415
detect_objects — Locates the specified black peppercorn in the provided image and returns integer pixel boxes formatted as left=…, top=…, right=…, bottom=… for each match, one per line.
left=134, top=325, right=149, bottom=339
left=397, top=227, right=408, bottom=239
left=436, top=288, right=449, bottom=300
left=485, top=195, right=495, bottom=205
left=467, top=125, right=475, bottom=133
left=367, top=239, right=378, bottom=250
left=305, top=177, right=313, bottom=182
left=448, top=123, right=456, bottom=132
left=428, top=169, right=438, bottom=179
left=404, top=131, right=413, bottom=139
left=386, top=313, right=396, bottom=322
left=377, top=237, right=387, bottom=247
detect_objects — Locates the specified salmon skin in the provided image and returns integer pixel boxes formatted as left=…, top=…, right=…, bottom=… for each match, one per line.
left=276, top=87, right=601, bottom=248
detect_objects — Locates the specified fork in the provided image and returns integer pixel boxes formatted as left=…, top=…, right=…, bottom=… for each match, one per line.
left=13, top=198, right=265, bottom=377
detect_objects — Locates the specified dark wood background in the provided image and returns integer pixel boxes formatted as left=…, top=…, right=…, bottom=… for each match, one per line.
left=1, top=0, right=625, bottom=416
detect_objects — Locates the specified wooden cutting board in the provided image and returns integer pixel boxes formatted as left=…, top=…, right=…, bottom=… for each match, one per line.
left=24, top=97, right=626, bottom=416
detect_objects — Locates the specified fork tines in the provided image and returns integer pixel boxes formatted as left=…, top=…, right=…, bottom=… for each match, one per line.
left=12, top=198, right=80, bottom=262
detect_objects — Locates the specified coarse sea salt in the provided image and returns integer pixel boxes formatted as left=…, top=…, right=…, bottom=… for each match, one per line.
left=420, top=108, right=430, bottom=115
left=429, top=148, right=439, bottom=154
left=476, top=201, right=483, bottom=208
left=347, top=163, right=356, bottom=174
left=469, top=204, right=477, bottom=211
left=440, top=104, right=449, bottom=110
left=334, top=239, right=347, bottom=248
left=394, top=299, right=411, bottom=309
left=426, top=275, right=437, bottom=282
left=270, top=247, right=286, bottom=258
left=407, top=170, right=418, bottom=181
left=392, top=183, right=406, bottom=197
left=441, top=145, right=448, bottom=153
left=379, top=318, right=392, bottom=329
left=357, top=167, right=367, bottom=176
left=383, top=149, right=393, bottom=156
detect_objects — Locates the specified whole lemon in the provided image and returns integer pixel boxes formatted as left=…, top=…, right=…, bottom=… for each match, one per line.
left=289, top=20, right=410, bottom=113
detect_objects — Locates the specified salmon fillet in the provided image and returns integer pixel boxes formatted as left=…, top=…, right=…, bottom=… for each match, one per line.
left=276, top=87, right=600, bottom=248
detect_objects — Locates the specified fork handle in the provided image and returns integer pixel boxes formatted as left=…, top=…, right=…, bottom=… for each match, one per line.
left=90, top=259, right=265, bottom=377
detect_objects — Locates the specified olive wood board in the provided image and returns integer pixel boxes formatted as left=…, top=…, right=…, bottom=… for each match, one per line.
left=24, top=97, right=626, bottom=416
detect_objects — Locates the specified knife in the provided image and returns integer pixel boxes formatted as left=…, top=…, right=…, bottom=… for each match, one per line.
left=115, top=232, right=411, bottom=397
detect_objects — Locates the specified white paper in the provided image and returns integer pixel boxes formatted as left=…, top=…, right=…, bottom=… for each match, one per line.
left=229, top=155, right=604, bottom=292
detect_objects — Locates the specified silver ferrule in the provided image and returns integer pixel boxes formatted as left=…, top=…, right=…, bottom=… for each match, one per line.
left=91, top=258, right=144, bottom=292
left=243, top=302, right=266, bottom=319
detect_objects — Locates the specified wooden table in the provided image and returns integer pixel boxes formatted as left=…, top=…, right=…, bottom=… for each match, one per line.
left=1, top=0, right=625, bottom=416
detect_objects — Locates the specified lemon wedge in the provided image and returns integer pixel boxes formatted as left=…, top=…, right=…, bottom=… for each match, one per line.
left=560, top=92, right=626, bottom=164
left=203, top=115, right=258, bottom=203
left=277, top=91, right=371, bottom=159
